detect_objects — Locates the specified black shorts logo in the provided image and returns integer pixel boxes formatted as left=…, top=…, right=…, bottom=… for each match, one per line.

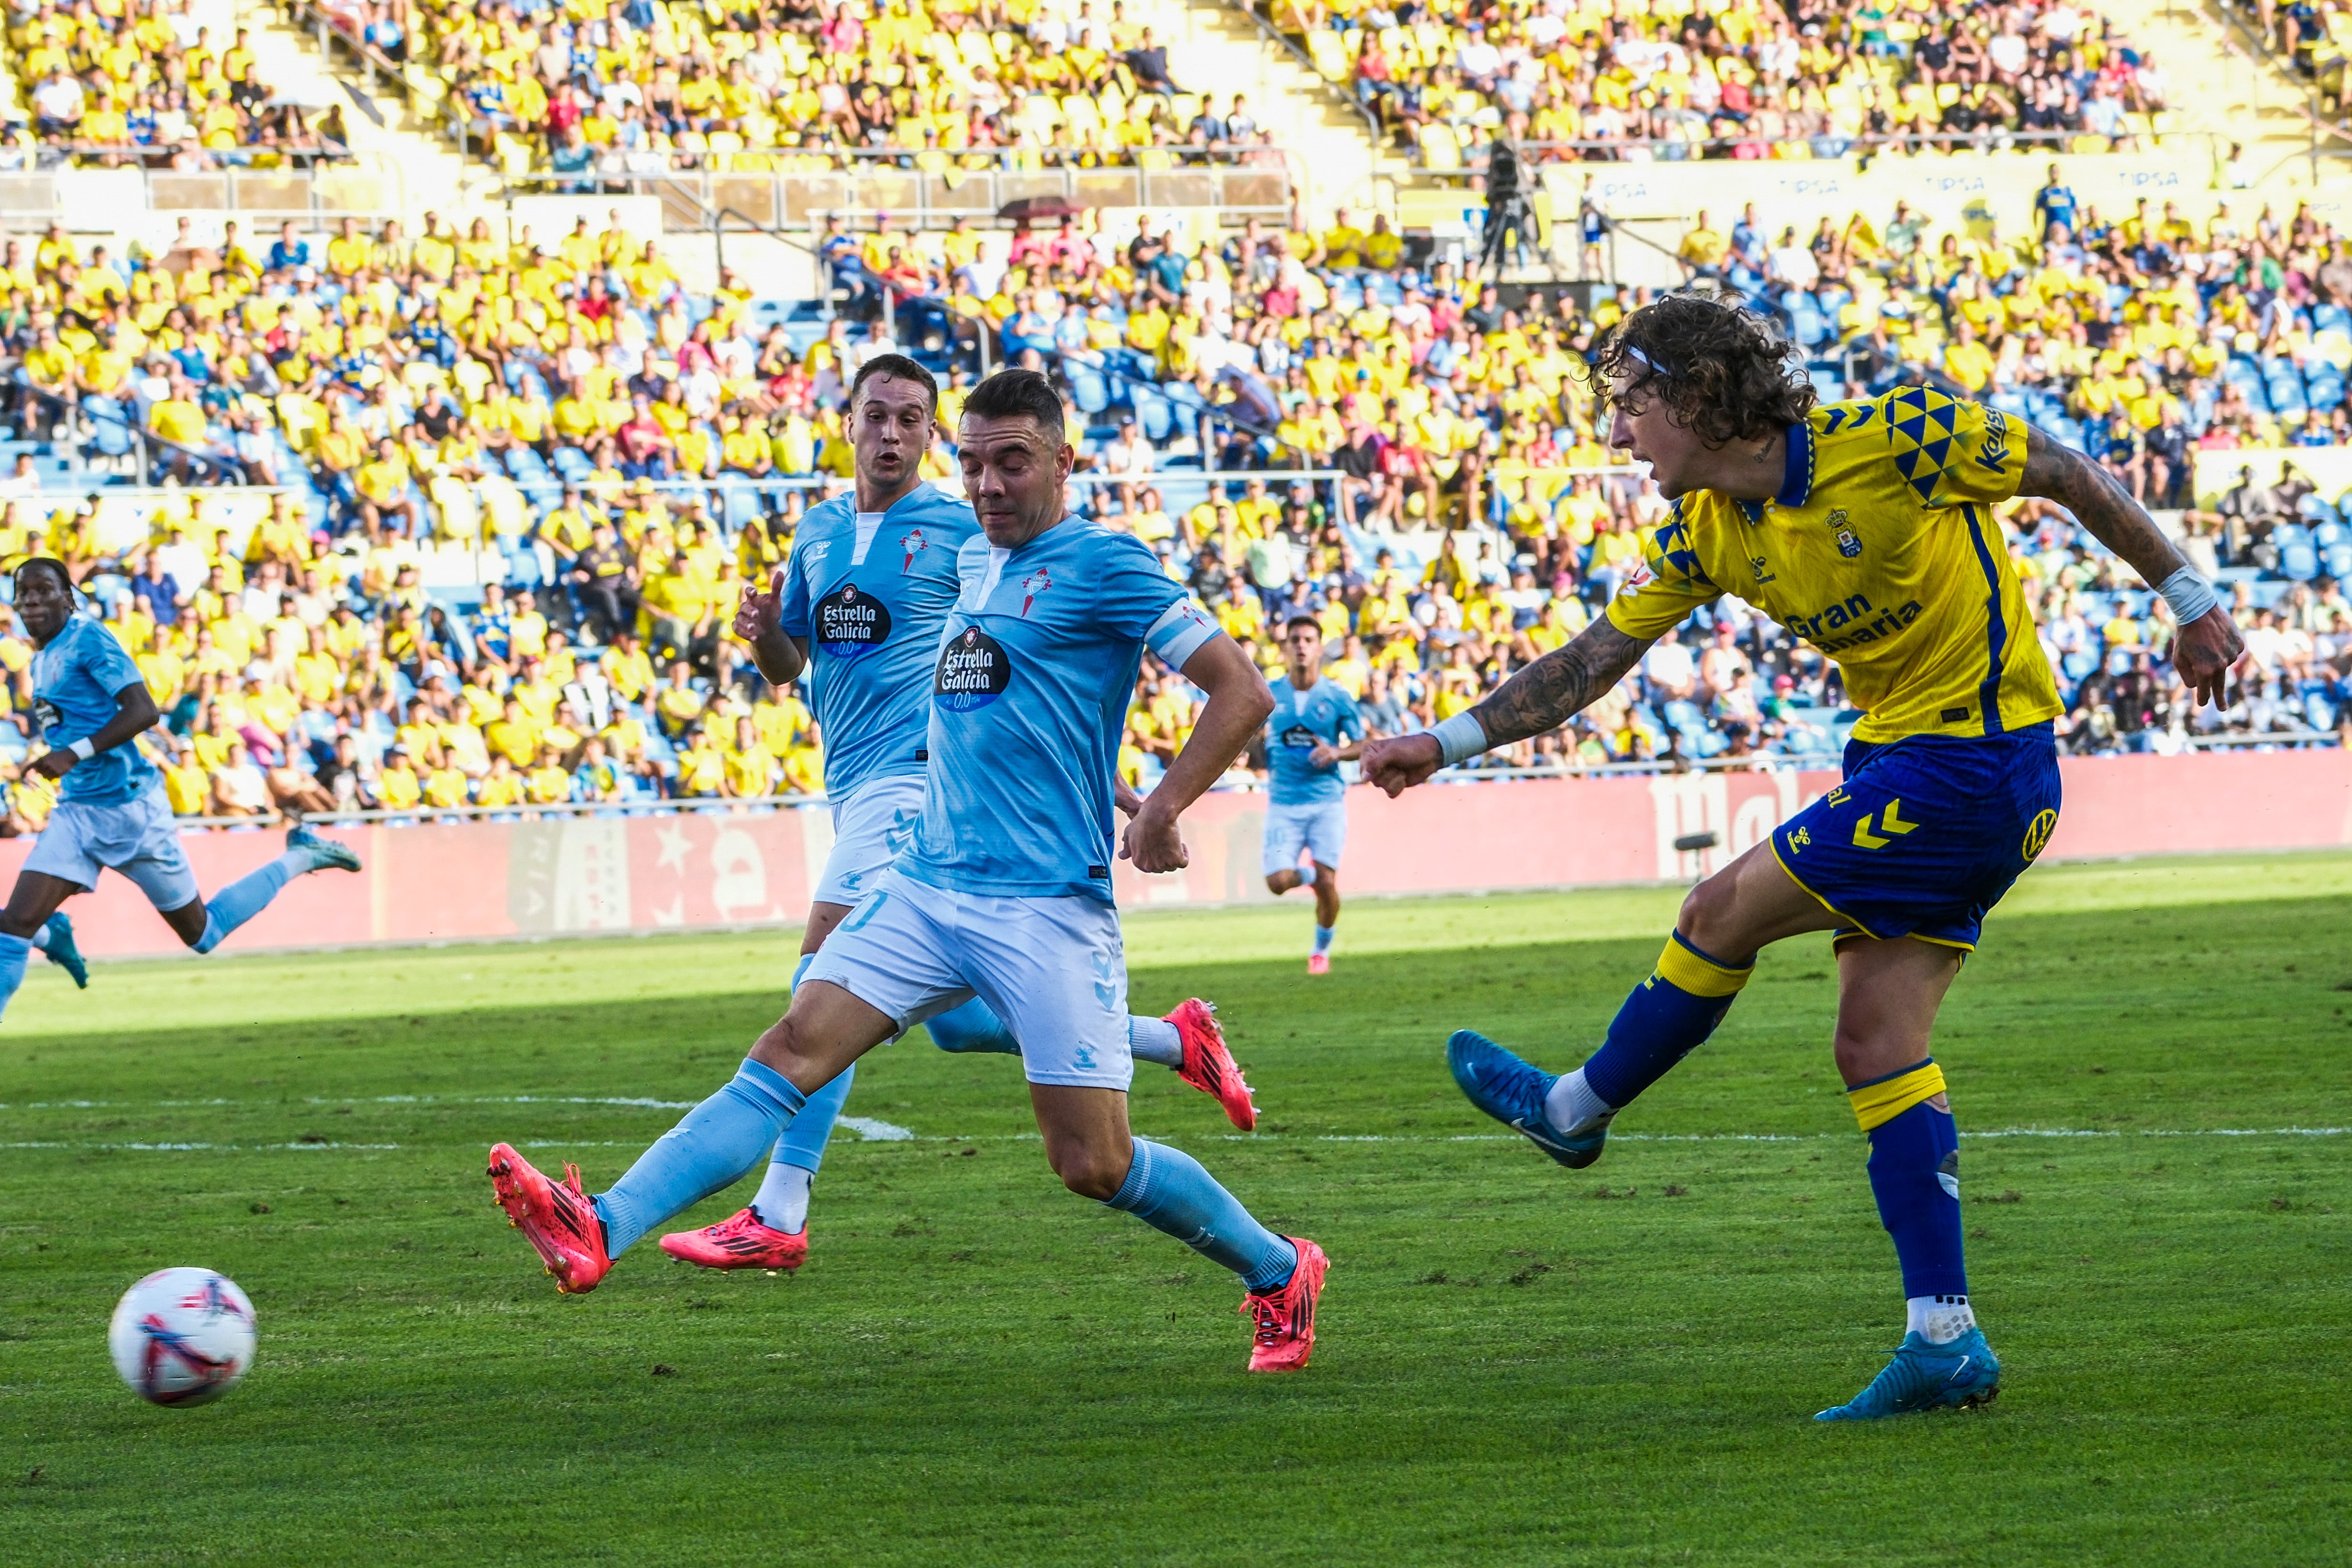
left=818, top=584, right=891, bottom=662
left=936, top=625, right=1011, bottom=711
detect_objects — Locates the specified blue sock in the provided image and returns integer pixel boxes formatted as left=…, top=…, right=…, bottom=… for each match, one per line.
left=593, top=1058, right=807, bottom=1258
left=1578, top=931, right=1753, bottom=1109
left=0, top=931, right=27, bottom=1022
left=193, top=851, right=307, bottom=955
left=1103, top=1138, right=1297, bottom=1292
left=771, top=1060, right=853, bottom=1175
left=1313, top=924, right=1334, bottom=955
left=1850, top=1060, right=1967, bottom=1299
left=928, top=995, right=1022, bottom=1055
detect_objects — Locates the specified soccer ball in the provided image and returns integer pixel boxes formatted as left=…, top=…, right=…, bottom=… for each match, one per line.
left=108, top=1268, right=257, bottom=1407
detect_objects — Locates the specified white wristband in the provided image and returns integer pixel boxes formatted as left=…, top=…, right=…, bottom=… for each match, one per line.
left=1430, top=711, right=1489, bottom=766
left=2157, top=565, right=2219, bottom=626
left=67, top=737, right=95, bottom=761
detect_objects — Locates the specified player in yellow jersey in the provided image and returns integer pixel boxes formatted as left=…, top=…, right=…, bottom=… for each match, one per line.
left=1364, top=295, right=2243, bottom=1421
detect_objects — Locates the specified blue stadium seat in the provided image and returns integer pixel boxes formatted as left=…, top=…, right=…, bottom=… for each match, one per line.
left=2324, top=540, right=2352, bottom=580
left=1133, top=390, right=1174, bottom=445
left=2298, top=494, right=2339, bottom=523
left=2281, top=543, right=2320, bottom=580
left=1070, top=367, right=1111, bottom=416
left=2318, top=302, right=2352, bottom=335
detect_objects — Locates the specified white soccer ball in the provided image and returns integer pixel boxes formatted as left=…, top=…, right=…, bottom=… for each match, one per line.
left=108, top=1268, right=257, bottom=1407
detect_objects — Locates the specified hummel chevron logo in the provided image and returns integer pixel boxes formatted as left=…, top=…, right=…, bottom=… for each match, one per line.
left=1853, top=799, right=1919, bottom=849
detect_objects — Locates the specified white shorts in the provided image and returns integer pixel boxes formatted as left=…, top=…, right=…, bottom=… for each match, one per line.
left=25, top=789, right=199, bottom=910
left=1262, top=798, right=1347, bottom=877
left=810, top=774, right=926, bottom=908
left=803, top=866, right=1131, bottom=1090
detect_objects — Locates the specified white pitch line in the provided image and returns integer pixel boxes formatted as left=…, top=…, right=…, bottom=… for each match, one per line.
left=4, top=1127, right=2344, bottom=1155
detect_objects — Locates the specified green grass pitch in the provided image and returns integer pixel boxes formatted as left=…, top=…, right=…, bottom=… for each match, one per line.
left=2, top=851, right=2349, bottom=1566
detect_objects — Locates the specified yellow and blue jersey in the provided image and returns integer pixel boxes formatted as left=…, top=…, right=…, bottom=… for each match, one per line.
left=1606, top=385, right=2061, bottom=744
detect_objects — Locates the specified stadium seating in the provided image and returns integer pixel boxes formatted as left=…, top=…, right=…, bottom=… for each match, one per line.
left=1, top=45, right=2347, bottom=820
left=1304, top=0, right=2174, bottom=162
left=0, top=4, right=334, bottom=168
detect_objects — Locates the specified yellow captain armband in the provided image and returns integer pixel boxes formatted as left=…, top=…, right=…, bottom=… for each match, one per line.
left=1846, top=1061, right=1947, bottom=1132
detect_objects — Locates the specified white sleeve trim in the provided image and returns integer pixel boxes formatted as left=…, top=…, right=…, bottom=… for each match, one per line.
left=1144, top=598, right=1218, bottom=668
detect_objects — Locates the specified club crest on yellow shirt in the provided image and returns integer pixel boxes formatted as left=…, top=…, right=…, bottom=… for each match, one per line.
left=1828, top=507, right=1862, bottom=559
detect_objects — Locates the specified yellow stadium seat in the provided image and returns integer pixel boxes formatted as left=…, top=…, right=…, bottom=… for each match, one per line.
left=1934, top=82, right=1960, bottom=107
left=453, top=358, right=493, bottom=404
left=402, top=360, right=449, bottom=392
left=477, top=475, right=529, bottom=539
left=1417, top=120, right=1462, bottom=171
left=1308, top=28, right=1349, bottom=79
left=429, top=475, right=481, bottom=544
left=2071, top=133, right=2110, bottom=152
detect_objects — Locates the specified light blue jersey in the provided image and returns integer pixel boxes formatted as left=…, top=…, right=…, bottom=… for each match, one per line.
left=1265, top=675, right=1362, bottom=807
left=906, top=519, right=1219, bottom=901
left=778, top=483, right=980, bottom=802
left=31, top=613, right=156, bottom=807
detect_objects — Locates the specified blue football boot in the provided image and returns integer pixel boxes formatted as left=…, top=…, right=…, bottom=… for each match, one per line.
left=40, top=911, right=87, bottom=989
left=1814, top=1327, right=2002, bottom=1421
left=1447, top=1030, right=1614, bottom=1169
left=287, top=821, right=363, bottom=874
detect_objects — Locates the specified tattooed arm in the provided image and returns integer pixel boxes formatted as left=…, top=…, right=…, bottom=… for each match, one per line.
left=1359, top=619, right=1653, bottom=796
left=2018, top=423, right=2243, bottom=704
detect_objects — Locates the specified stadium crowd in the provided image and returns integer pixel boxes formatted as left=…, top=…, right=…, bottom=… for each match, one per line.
left=1268, top=0, right=2176, bottom=163
left=0, top=151, right=2350, bottom=819
left=0, top=0, right=348, bottom=169
left=304, top=0, right=1285, bottom=179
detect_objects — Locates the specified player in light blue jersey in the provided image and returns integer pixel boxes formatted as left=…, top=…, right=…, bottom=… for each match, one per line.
left=0, top=557, right=361, bottom=1021
left=655, top=355, right=1258, bottom=1278
left=490, top=370, right=1330, bottom=1371
left=1261, top=613, right=1364, bottom=974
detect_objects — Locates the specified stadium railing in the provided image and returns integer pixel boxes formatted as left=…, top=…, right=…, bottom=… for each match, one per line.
left=1410, top=129, right=2214, bottom=180
left=9, top=381, right=250, bottom=490
left=520, top=155, right=1298, bottom=230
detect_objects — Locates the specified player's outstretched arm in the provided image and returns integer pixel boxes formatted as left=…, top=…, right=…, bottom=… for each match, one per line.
left=732, top=566, right=807, bottom=687
left=1122, top=634, right=1274, bottom=874
left=2018, top=423, right=2244, bottom=705
left=1359, top=620, right=1651, bottom=797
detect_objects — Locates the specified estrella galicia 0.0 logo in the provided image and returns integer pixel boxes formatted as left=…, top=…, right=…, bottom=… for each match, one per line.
left=935, top=624, right=1011, bottom=710
left=818, top=584, right=892, bottom=661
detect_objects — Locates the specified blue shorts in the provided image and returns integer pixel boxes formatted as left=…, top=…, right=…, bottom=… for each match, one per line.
left=1770, top=723, right=2061, bottom=953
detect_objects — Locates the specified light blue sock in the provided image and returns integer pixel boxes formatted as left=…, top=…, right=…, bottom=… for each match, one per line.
left=1103, top=1138, right=1297, bottom=1292
left=768, top=953, right=851, bottom=1173
left=193, top=851, right=308, bottom=955
left=927, top=994, right=1022, bottom=1055
left=0, top=931, right=28, bottom=1022
left=593, top=1057, right=807, bottom=1257
left=1129, top=1014, right=1183, bottom=1067
left=1313, top=924, right=1335, bottom=955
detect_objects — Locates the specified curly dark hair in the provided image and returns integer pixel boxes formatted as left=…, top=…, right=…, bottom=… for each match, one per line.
left=1583, top=293, right=1816, bottom=448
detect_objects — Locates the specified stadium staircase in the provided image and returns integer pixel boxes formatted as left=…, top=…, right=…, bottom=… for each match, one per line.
left=2093, top=0, right=2352, bottom=194
left=1139, top=0, right=1401, bottom=219
left=242, top=0, right=478, bottom=216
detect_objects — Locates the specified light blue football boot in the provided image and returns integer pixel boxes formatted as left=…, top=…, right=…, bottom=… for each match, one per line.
left=287, top=822, right=363, bottom=874
left=1814, top=1327, right=2002, bottom=1421
left=1447, top=1030, right=1614, bottom=1169
left=40, top=912, right=87, bottom=989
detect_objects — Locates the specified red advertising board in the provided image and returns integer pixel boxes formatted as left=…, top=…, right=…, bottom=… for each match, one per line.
left=9, top=749, right=2346, bottom=958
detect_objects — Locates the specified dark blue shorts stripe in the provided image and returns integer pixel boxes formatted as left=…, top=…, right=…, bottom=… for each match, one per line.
left=1962, top=504, right=2007, bottom=736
